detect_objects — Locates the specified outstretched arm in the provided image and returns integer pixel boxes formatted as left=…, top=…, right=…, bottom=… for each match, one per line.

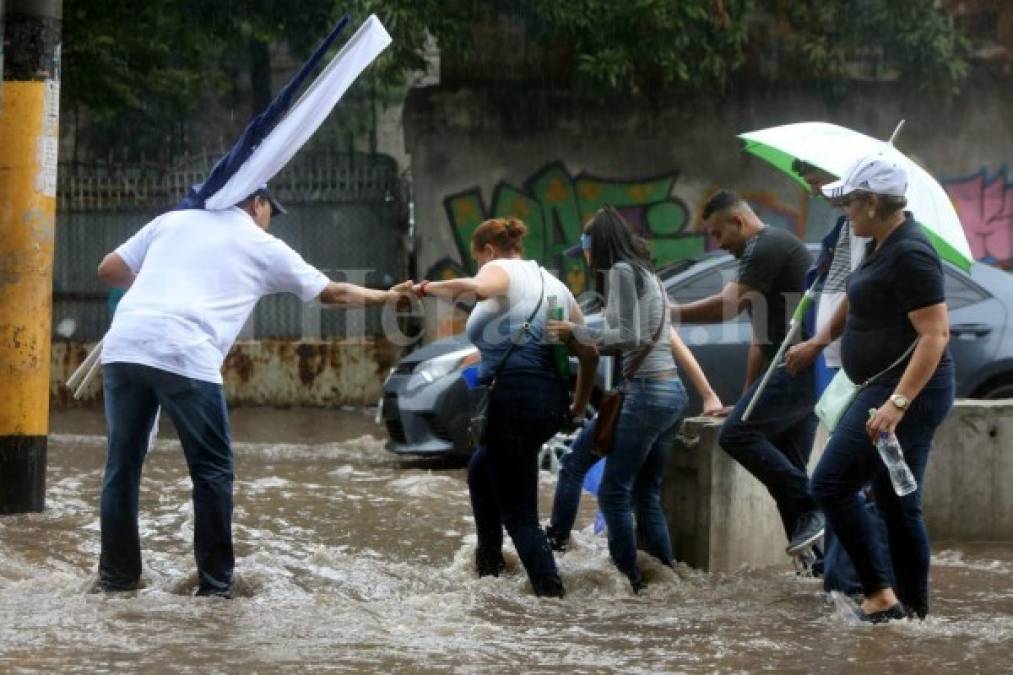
left=415, top=263, right=510, bottom=302
left=668, top=327, right=722, bottom=414
left=319, top=280, right=411, bottom=307
left=672, top=281, right=751, bottom=324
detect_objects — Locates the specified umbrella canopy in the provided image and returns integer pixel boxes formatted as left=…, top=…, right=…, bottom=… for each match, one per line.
left=738, top=122, right=973, bottom=271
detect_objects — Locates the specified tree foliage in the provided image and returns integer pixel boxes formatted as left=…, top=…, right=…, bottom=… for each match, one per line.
left=775, top=0, right=971, bottom=95
left=60, top=0, right=974, bottom=160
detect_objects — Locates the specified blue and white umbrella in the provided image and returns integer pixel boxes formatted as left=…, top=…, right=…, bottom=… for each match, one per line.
left=181, top=14, right=392, bottom=211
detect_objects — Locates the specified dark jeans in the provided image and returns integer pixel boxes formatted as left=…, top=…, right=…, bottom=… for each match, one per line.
left=719, top=365, right=818, bottom=539
left=468, top=370, right=568, bottom=593
left=816, top=366, right=890, bottom=596
left=812, top=376, right=954, bottom=614
left=100, top=362, right=234, bottom=596
left=823, top=497, right=892, bottom=596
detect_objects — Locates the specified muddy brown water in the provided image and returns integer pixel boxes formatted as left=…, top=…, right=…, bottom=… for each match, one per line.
left=1, top=408, right=1011, bottom=673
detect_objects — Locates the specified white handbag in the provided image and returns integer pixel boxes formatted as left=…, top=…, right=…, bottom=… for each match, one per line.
left=815, top=340, right=918, bottom=432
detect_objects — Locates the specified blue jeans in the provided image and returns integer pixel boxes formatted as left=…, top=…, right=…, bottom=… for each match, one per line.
left=812, top=375, right=954, bottom=614
left=549, top=379, right=690, bottom=585
left=719, top=365, right=818, bottom=539
left=581, top=377, right=687, bottom=586
left=100, top=363, right=234, bottom=596
left=468, top=370, right=568, bottom=593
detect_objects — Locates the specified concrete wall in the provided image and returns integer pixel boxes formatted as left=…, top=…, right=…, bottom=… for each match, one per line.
left=50, top=339, right=403, bottom=409
left=663, top=399, right=1013, bottom=573
left=404, top=79, right=1012, bottom=335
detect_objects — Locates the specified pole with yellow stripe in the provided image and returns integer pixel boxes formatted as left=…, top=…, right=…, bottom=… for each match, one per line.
left=0, top=0, right=62, bottom=513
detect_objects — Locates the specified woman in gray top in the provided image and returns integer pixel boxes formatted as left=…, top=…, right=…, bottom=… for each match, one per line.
left=548, top=205, right=689, bottom=593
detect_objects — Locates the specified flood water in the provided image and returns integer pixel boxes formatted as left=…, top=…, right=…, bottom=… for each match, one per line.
left=2, top=407, right=1011, bottom=673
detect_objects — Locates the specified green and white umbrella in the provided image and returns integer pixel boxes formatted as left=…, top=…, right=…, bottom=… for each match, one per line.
left=739, top=121, right=973, bottom=271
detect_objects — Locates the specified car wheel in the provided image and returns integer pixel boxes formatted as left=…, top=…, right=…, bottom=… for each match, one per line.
left=975, top=379, right=1013, bottom=400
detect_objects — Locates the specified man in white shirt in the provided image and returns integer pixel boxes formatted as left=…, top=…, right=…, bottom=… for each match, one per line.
left=96, top=186, right=408, bottom=596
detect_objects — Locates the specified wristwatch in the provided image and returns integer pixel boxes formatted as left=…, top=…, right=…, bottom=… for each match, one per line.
left=889, top=393, right=910, bottom=411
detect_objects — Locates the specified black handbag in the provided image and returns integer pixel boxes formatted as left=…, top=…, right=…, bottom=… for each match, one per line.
left=467, top=270, right=546, bottom=448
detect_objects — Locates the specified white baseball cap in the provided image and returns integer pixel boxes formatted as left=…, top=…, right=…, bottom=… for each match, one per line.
left=821, top=153, right=908, bottom=200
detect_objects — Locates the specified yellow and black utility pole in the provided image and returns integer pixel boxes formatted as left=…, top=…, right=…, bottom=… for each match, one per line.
left=0, top=0, right=62, bottom=513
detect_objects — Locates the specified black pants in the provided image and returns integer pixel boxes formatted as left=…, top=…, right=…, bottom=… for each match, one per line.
left=467, top=370, right=568, bottom=590
left=719, top=366, right=818, bottom=539
left=813, top=376, right=954, bottom=614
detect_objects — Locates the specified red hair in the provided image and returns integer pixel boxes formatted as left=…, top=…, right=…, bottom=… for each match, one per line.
left=471, top=218, right=527, bottom=256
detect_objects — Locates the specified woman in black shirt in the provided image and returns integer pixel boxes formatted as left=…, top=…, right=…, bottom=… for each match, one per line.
left=803, top=154, right=955, bottom=622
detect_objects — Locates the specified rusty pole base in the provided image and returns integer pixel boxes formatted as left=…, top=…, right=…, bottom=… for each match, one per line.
left=0, top=435, right=47, bottom=513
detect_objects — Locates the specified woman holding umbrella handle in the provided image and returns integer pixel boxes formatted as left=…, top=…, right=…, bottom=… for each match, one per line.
left=806, top=153, right=955, bottom=623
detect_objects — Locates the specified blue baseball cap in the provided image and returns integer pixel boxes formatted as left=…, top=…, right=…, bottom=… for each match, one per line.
left=564, top=232, right=592, bottom=258
left=248, top=184, right=287, bottom=216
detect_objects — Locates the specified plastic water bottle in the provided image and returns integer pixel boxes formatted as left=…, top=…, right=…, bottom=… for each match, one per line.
left=868, top=409, right=917, bottom=496
left=546, top=295, right=571, bottom=378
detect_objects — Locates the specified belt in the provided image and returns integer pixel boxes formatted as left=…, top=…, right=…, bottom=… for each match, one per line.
left=628, top=368, right=678, bottom=381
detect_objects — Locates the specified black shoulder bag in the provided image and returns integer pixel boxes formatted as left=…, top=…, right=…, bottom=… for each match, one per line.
left=467, top=270, right=546, bottom=448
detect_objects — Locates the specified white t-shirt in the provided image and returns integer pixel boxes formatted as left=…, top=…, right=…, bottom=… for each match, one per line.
left=102, top=207, right=330, bottom=383
left=465, top=259, right=577, bottom=379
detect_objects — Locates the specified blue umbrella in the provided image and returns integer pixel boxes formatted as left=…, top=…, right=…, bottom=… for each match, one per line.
left=582, top=458, right=607, bottom=534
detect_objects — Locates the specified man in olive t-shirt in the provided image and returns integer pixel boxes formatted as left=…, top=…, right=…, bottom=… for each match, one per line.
left=672, top=190, right=823, bottom=558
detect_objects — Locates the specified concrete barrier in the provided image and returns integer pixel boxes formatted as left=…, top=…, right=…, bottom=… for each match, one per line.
left=922, top=399, right=1013, bottom=541
left=661, top=416, right=788, bottom=573
left=663, top=399, right=1013, bottom=573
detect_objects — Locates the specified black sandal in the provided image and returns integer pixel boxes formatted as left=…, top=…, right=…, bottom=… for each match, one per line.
left=856, top=603, right=907, bottom=624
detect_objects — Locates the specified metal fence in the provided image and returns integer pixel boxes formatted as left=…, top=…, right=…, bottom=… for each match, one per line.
left=53, top=151, right=407, bottom=342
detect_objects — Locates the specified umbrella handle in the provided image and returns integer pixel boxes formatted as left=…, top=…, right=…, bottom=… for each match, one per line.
left=66, top=337, right=104, bottom=390
left=740, top=284, right=819, bottom=422
left=887, top=119, right=906, bottom=145
left=741, top=321, right=802, bottom=422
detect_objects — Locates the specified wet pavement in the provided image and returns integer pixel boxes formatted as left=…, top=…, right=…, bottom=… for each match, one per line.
left=1, top=407, right=1011, bottom=673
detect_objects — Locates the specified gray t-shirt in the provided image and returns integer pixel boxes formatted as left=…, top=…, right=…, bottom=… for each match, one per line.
left=571, top=262, right=675, bottom=376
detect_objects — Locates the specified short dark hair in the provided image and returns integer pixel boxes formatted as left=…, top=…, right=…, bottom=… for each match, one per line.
left=701, top=190, right=744, bottom=220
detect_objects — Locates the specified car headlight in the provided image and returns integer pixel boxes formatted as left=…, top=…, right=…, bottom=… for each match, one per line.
left=405, top=347, right=480, bottom=392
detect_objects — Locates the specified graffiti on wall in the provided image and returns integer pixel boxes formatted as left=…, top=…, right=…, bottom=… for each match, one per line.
left=944, top=167, right=1013, bottom=269
left=434, top=162, right=706, bottom=293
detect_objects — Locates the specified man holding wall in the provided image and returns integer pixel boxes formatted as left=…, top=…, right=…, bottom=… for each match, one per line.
left=95, top=187, right=410, bottom=597
left=670, top=190, right=823, bottom=558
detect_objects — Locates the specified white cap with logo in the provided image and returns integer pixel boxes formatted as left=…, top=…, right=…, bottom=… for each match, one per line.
left=821, top=153, right=908, bottom=200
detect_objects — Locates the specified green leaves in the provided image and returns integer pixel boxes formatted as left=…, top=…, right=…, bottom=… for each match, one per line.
left=772, top=0, right=971, bottom=96
left=60, top=0, right=975, bottom=161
